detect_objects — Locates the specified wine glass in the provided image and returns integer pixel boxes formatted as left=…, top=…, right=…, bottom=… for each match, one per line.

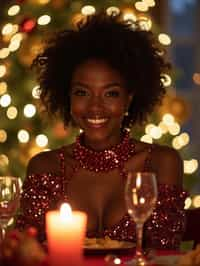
left=125, top=172, right=157, bottom=266
left=0, top=176, right=21, bottom=240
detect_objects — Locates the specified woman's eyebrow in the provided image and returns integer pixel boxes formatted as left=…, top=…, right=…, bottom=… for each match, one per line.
left=71, top=81, right=124, bottom=89
left=104, top=82, right=123, bottom=88
left=70, top=82, right=89, bottom=88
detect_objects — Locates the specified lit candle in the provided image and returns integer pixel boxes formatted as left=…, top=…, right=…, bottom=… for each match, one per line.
left=46, top=203, right=87, bottom=266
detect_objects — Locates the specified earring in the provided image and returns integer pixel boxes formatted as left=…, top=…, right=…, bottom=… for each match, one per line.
left=124, top=111, right=129, bottom=116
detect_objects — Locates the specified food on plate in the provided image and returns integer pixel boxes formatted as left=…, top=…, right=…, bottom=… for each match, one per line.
left=84, top=236, right=134, bottom=249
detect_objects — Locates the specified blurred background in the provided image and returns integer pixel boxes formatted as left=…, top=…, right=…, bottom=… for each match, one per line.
left=0, top=0, right=199, bottom=209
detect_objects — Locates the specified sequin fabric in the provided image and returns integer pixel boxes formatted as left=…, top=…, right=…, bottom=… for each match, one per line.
left=73, top=130, right=135, bottom=177
left=15, top=147, right=188, bottom=249
left=103, top=185, right=187, bottom=250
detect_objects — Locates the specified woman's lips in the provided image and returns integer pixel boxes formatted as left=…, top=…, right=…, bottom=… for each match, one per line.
left=85, top=118, right=109, bottom=128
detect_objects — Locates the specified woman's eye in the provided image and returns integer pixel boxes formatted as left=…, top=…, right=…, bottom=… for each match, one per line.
left=73, top=89, right=88, bottom=96
left=105, top=90, right=120, bottom=97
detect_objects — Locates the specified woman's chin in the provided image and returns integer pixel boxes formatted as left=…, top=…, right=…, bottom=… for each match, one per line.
left=84, top=129, right=108, bottom=141
left=82, top=127, right=109, bottom=141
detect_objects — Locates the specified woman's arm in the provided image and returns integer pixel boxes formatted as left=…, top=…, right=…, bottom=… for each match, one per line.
left=145, top=146, right=187, bottom=250
left=15, top=152, right=63, bottom=242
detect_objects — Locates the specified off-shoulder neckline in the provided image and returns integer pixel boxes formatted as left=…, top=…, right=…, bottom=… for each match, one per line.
left=27, top=171, right=185, bottom=191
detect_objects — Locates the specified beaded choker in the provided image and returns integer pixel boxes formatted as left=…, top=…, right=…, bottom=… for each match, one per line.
left=73, top=130, right=135, bottom=177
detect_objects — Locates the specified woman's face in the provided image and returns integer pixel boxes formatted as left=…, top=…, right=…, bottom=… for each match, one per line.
left=70, top=58, right=132, bottom=149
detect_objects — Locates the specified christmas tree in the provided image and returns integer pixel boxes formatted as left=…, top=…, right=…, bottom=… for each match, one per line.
left=0, top=0, right=199, bottom=208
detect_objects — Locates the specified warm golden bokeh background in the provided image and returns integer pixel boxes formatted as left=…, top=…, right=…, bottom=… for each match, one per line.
left=0, top=0, right=200, bottom=208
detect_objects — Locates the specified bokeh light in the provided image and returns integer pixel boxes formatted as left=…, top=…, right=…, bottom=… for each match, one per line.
left=106, top=6, right=120, bottom=16
left=0, top=48, right=10, bottom=59
left=17, top=129, right=30, bottom=143
left=140, top=134, right=153, bottom=144
left=0, top=82, right=7, bottom=95
left=8, top=5, right=20, bottom=16
left=0, top=129, right=7, bottom=143
left=32, top=85, right=41, bottom=99
left=36, top=134, right=48, bottom=147
left=7, top=106, right=18, bottom=119
left=135, top=1, right=149, bottom=12
left=161, top=73, right=172, bottom=87
left=81, top=5, right=96, bottom=16
left=2, top=23, right=13, bottom=35
left=184, top=197, right=192, bottom=209
left=0, top=65, right=7, bottom=78
left=184, top=159, right=198, bottom=174
left=193, top=72, right=200, bottom=85
left=37, top=15, right=51, bottom=25
left=158, top=33, right=171, bottom=46
left=193, top=195, right=200, bottom=208
left=0, top=94, right=11, bottom=107
left=23, top=104, right=36, bottom=118
left=162, top=113, right=175, bottom=125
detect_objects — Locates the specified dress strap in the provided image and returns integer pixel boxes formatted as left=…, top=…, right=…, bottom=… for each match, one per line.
left=143, top=144, right=156, bottom=172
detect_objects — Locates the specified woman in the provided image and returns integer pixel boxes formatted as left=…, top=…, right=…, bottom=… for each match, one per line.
left=16, top=11, right=187, bottom=249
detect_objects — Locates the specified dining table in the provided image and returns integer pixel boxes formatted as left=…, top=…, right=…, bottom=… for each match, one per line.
left=0, top=234, right=188, bottom=266
left=83, top=249, right=182, bottom=266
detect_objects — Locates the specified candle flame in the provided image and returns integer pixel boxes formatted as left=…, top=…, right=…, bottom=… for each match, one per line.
left=60, top=203, right=72, bottom=220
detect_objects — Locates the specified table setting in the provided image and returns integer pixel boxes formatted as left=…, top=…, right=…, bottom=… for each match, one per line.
left=0, top=174, right=197, bottom=266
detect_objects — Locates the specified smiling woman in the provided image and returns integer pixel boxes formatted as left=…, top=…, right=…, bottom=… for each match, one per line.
left=70, top=58, right=132, bottom=149
left=15, top=11, right=187, bottom=250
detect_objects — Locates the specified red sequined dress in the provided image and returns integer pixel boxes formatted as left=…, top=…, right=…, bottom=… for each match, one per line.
left=16, top=146, right=187, bottom=250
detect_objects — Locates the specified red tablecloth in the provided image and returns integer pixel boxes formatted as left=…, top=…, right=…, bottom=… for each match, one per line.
left=83, top=250, right=181, bottom=266
left=84, top=255, right=136, bottom=266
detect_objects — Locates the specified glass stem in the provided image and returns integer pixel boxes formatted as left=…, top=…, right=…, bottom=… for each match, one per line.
left=136, top=222, right=144, bottom=258
left=2, top=227, right=6, bottom=239
left=0, top=226, right=6, bottom=241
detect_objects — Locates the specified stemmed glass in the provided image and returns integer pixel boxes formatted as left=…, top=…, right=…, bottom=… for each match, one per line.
left=125, top=172, right=157, bottom=266
left=0, top=176, right=21, bottom=240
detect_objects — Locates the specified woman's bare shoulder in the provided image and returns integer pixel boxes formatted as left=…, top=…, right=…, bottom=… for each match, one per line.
left=149, top=143, right=183, bottom=186
left=132, top=138, right=183, bottom=186
left=131, top=138, right=153, bottom=153
left=132, top=138, right=181, bottom=161
left=27, top=146, right=67, bottom=175
left=150, top=142, right=182, bottom=164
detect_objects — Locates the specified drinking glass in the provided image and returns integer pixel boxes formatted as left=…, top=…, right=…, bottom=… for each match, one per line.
left=125, top=172, right=157, bottom=266
left=0, top=176, right=21, bottom=240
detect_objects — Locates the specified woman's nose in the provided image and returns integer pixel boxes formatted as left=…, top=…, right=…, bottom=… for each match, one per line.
left=88, top=95, right=104, bottom=111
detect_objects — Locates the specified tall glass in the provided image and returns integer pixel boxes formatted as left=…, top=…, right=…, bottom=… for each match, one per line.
left=125, top=172, right=157, bottom=266
left=0, top=176, right=21, bottom=240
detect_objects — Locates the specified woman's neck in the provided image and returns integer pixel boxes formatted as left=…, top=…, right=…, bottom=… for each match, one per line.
left=82, top=132, right=122, bottom=151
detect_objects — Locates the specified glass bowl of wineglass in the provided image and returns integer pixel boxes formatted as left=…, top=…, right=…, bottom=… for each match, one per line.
left=0, top=176, right=21, bottom=240
left=125, top=172, right=157, bottom=266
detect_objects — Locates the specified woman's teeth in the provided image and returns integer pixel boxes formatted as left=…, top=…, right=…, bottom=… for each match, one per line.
left=87, top=118, right=108, bottom=124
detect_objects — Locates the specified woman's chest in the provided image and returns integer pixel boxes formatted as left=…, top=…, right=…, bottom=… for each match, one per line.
left=61, top=147, right=153, bottom=232
left=65, top=170, right=126, bottom=231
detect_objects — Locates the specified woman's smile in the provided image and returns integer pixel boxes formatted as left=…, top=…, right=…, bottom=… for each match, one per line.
left=70, top=58, right=132, bottom=149
left=85, top=117, right=109, bottom=128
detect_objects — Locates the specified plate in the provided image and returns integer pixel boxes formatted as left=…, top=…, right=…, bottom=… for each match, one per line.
left=84, top=238, right=135, bottom=255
